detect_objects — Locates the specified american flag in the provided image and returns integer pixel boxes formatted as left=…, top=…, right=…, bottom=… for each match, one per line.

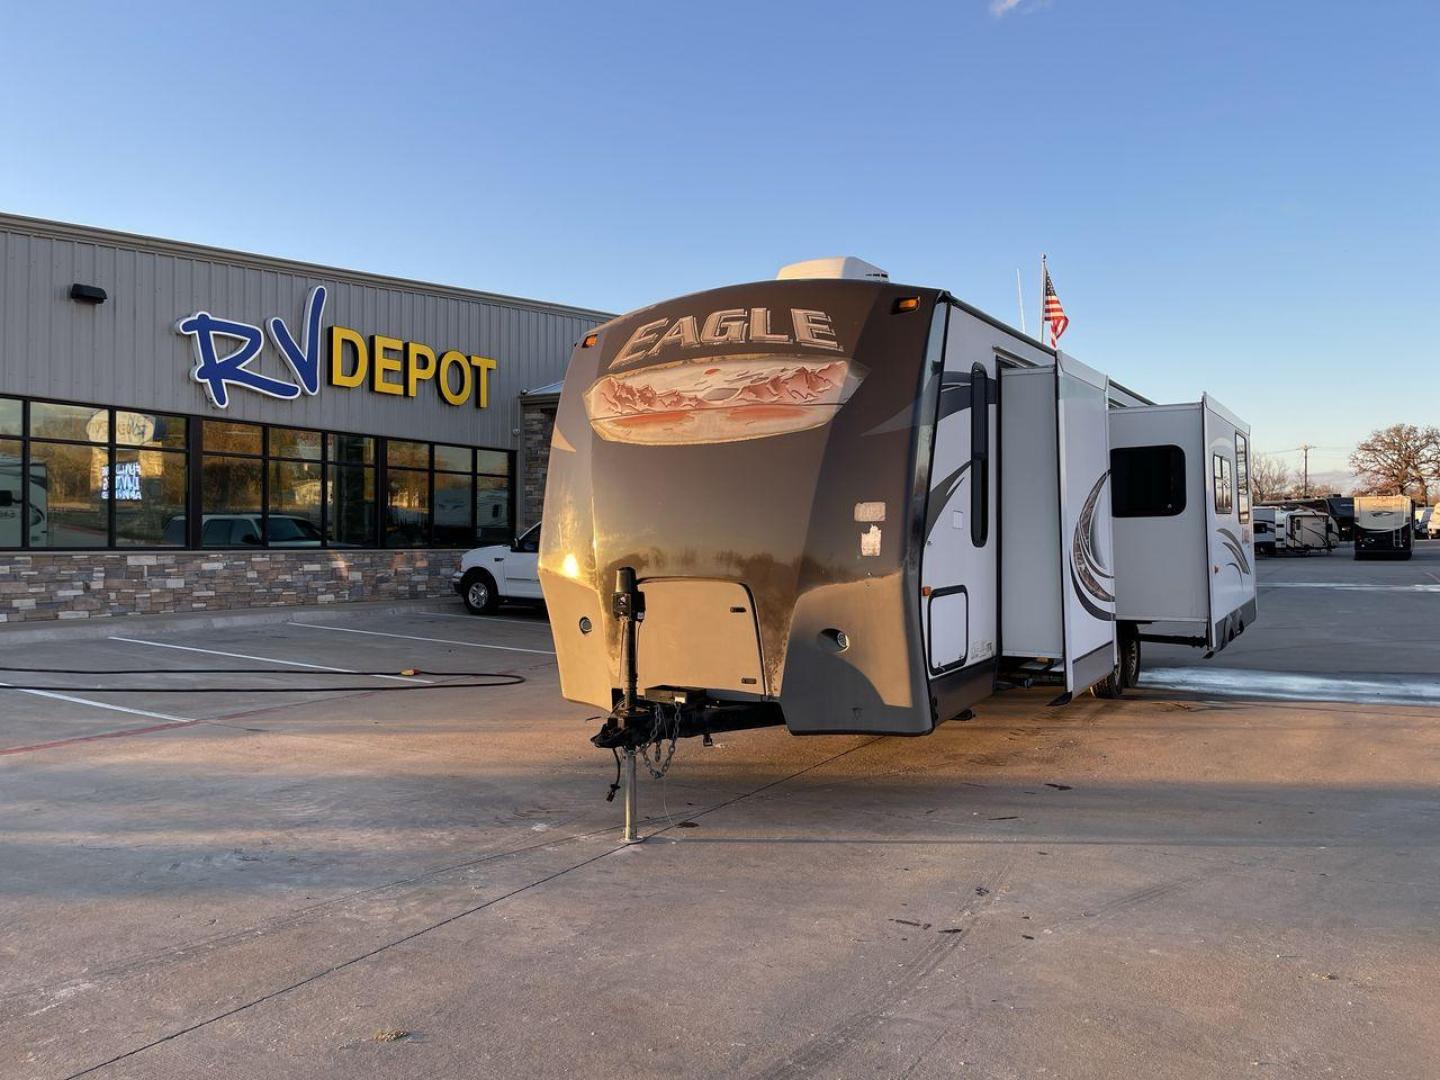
left=1043, top=266, right=1069, bottom=346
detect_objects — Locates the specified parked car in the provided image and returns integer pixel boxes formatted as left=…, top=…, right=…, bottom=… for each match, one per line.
left=453, top=522, right=541, bottom=614
left=161, top=513, right=323, bottom=546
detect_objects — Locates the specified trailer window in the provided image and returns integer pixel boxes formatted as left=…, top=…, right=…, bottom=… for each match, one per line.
left=1234, top=433, right=1251, bottom=523
left=1213, top=455, right=1233, bottom=515
left=970, top=363, right=989, bottom=546
left=1110, top=445, right=1186, bottom=517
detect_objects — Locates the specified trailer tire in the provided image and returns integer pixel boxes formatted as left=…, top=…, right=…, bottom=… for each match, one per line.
left=1119, top=631, right=1141, bottom=689
left=461, top=570, right=501, bottom=615
left=1092, top=670, right=1123, bottom=699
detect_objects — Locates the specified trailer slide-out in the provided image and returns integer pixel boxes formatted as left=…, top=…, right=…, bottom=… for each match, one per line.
left=1108, top=398, right=1258, bottom=654
left=540, top=258, right=1256, bottom=749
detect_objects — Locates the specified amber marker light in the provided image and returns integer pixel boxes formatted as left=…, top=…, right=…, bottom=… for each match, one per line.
left=581, top=333, right=599, bottom=348
left=894, top=296, right=921, bottom=313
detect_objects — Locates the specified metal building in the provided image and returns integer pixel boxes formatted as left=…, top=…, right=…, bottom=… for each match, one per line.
left=0, top=213, right=609, bottom=623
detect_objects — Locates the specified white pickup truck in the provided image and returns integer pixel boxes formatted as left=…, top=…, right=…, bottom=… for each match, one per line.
left=452, top=522, right=541, bottom=614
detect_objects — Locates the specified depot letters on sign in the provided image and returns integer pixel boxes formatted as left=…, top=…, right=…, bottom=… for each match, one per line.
left=176, top=286, right=497, bottom=410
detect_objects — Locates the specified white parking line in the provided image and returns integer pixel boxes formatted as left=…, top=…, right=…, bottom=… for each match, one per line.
left=286, top=622, right=556, bottom=656
left=1144, top=667, right=1440, bottom=707
left=420, top=611, right=553, bottom=628
left=1262, top=582, right=1440, bottom=593
left=0, top=681, right=196, bottom=724
left=108, top=636, right=435, bottom=684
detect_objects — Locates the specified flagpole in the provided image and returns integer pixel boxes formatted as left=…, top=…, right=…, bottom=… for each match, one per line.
left=1016, top=268, right=1027, bottom=335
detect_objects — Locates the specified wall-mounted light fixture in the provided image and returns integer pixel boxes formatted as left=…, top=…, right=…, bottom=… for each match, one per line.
left=69, top=283, right=107, bottom=304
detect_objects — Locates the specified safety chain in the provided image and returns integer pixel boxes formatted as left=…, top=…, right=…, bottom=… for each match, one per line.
left=639, top=702, right=680, bottom=779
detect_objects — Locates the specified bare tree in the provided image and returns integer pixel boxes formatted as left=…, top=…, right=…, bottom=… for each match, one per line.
left=1250, top=454, right=1293, bottom=503
left=1349, top=424, right=1440, bottom=503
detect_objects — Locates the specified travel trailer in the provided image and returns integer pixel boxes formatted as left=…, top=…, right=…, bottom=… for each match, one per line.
left=1108, top=396, right=1258, bottom=653
left=0, top=457, right=46, bottom=546
left=541, top=259, right=1256, bottom=779
left=1273, top=507, right=1335, bottom=555
left=1353, top=495, right=1414, bottom=559
left=1253, top=506, right=1277, bottom=555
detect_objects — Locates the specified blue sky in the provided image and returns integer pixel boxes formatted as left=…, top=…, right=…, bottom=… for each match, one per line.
left=2, top=0, right=1435, bottom=484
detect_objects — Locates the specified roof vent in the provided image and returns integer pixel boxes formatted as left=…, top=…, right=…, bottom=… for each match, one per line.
left=776, top=257, right=889, bottom=282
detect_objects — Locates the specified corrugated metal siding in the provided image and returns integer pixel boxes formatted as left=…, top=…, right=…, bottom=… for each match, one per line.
left=0, top=217, right=609, bottom=450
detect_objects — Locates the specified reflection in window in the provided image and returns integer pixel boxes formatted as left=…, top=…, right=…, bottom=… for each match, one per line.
left=270, top=427, right=322, bottom=460
left=327, top=464, right=375, bottom=547
left=1235, top=434, right=1251, bottom=524
left=1213, top=455, right=1234, bottom=515
left=32, top=402, right=107, bottom=442
left=0, top=438, right=24, bottom=546
left=113, top=449, right=187, bottom=546
left=385, top=468, right=429, bottom=547
left=328, top=433, right=374, bottom=466
left=434, top=444, right=472, bottom=473
left=268, top=461, right=323, bottom=546
left=115, top=410, right=187, bottom=449
left=476, top=449, right=509, bottom=477
left=0, top=398, right=21, bottom=437
left=386, top=439, right=429, bottom=469
left=28, top=441, right=109, bottom=547
left=476, top=475, right=511, bottom=542
left=203, top=420, right=262, bottom=455
left=202, top=455, right=262, bottom=546
left=434, top=471, right=473, bottom=546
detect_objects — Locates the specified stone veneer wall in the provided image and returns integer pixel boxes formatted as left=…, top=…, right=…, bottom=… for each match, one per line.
left=0, top=549, right=466, bottom=624
left=521, top=399, right=558, bottom=528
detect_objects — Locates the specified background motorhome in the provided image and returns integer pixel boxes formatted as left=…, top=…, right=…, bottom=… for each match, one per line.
left=1353, top=494, right=1414, bottom=559
left=541, top=261, right=1254, bottom=749
left=1108, top=396, right=1257, bottom=654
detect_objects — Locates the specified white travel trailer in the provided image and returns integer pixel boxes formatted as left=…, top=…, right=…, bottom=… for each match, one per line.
left=1105, top=396, right=1258, bottom=655
left=1253, top=506, right=1278, bottom=555
left=1274, top=507, right=1334, bottom=555
left=1353, top=495, right=1414, bottom=559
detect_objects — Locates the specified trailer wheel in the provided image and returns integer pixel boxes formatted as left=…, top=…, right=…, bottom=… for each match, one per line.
left=1092, top=669, right=1123, bottom=699
left=462, top=570, right=500, bottom=615
left=1119, top=631, right=1141, bottom=689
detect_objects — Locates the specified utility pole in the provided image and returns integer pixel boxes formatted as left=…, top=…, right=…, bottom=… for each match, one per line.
left=1299, top=443, right=1313, bottom=497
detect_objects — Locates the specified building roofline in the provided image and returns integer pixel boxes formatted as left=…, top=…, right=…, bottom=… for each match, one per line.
left=0, top=211, right=616, bottom=322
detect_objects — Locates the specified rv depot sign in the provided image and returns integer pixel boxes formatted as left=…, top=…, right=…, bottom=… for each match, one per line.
left=175, top=286, right=497, bottom=411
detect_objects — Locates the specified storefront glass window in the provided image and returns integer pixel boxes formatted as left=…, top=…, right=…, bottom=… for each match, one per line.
left=434, top=471, right=473, bottom=546
left=113, top=449, right=187, bottom=546
left=0, top=395, right=512, bottom=551
left=385, top=468, right=430, bottom=547
left=476, top=449, right=509, bottom=477
left=201, top=455, right=263, bottom=546
left=203, top=420, right=263, bottom=456
left=476, top=475, right=511, bottom=542
left=268, top=460, right=323, bottom=546
left=28, top=441, right=109, bottom=547
left=32, top=402, right=108, bottom=443
left=115, top=410, right=186, bottom=449
left=327, top=464, right=375, bottom=547
left=270, top=427, right=322, bottom=461
left=386, top=439, right=429, bottom=469
left=328, top=433, right=374, bottom=466
left=0, top=437, right=22, bottom=547
left=434, top=444, right=472, bottom=473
